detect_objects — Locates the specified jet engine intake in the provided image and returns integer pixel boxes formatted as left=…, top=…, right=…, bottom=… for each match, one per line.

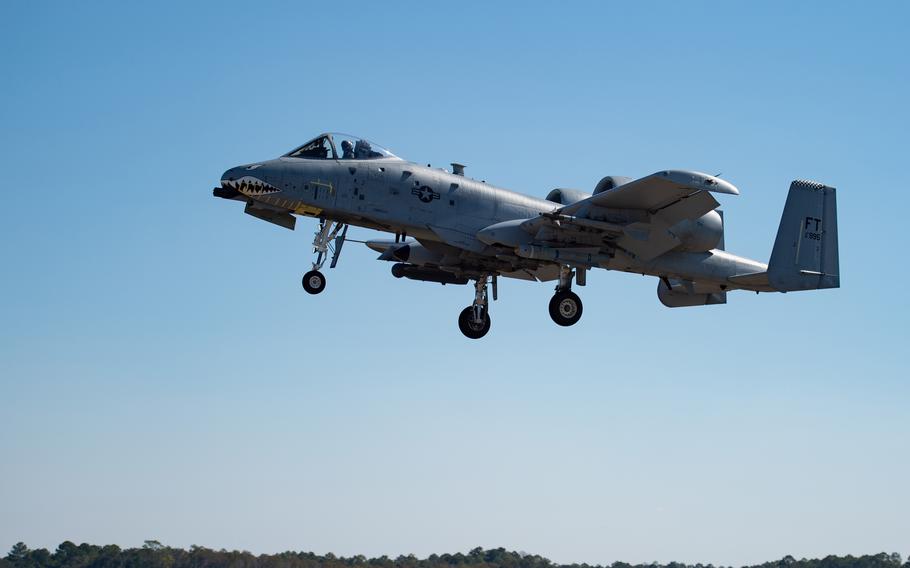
left=593, top=176, right=634, bottom=195
left=391, top=263, right=469, bottom=285
left=545, top=188, right=592, bottom=205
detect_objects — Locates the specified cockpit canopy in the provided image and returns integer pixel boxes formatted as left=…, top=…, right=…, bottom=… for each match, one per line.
left=284, top=133, right=399, bottom=160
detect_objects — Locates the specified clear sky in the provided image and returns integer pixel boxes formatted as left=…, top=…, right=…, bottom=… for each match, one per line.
left=1, top=1, right=908, bottom=566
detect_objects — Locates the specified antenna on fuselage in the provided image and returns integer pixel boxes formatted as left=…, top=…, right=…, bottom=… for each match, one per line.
left=451, top=163, right=465, bottom=176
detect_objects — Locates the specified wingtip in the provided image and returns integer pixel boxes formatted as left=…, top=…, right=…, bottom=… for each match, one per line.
left=660, top=170, right=740, bottom=196
left=708, top=176, right=739, bottom=196
left=705, top=174, right=739, bottom=196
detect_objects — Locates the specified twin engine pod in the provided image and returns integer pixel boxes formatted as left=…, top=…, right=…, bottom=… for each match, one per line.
left=672, top=210, right=724, bottom=252
left=391, top=263, right=469, bottom=285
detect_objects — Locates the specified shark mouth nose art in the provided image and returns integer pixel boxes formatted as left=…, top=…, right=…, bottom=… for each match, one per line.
left=222, top=176, right=281, bottom=197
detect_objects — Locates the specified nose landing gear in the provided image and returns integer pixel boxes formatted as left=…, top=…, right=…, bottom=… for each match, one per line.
left=302, top=270, right=326, bottom=294
left=301, top=219, right=347, bottom=294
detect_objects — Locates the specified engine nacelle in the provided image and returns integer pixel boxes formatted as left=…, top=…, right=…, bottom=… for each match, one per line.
left=672, top=210, right=724, bottom=252
left=545, top=188, right=591, bottom=205
left=657, top=279, right=726, bottom=307
left=392, top=263, right=468, bottom=285
left=593, top=175, right=634, bottom=195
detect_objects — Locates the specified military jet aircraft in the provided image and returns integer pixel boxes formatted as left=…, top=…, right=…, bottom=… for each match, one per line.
left=214, top=132, right=839, bottom=339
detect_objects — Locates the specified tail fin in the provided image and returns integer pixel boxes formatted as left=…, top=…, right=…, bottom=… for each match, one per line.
left=767, top=180, right=839, bottom=291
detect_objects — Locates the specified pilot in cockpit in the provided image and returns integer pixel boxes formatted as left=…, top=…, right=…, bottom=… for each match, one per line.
left=354, top=139, right=377, bottom=159
left=341, top=139, right=355, bottom=159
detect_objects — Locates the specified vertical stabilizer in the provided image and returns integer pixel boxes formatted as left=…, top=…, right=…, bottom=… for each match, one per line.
left=767, top=180, right=839, bottom=291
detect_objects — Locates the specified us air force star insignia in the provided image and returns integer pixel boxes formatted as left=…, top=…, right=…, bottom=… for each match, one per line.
left=412, top=185, right=440, bottom=203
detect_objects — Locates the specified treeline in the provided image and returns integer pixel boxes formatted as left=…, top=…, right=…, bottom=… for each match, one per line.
left=3, top=543, right=907, bottom=568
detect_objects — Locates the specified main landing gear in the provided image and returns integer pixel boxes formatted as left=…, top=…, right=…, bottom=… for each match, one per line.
left=458, top=274, right=496, bottom=339
left=301, top=219, right=347, bottom=295
left=548, top=266, right=584, bottom=327
left=455, top=267, right=584, bottom=338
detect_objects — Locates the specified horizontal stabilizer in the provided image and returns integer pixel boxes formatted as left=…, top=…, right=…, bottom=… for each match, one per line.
left=727, top=271, right=774, bottom=292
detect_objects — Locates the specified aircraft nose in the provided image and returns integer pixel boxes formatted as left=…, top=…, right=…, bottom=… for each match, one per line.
left=217, top=164, right=283, bottom=198
left=220, top=166, right=242, bottom=184
left=212, top=166, right=241, bottom=199
left=214, top=167, right=244, bottom=199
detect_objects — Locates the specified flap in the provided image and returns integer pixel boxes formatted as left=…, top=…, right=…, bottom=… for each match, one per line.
left=653, top=190, right=720, bottom=227
left=616, top=222, right=681, bottom=261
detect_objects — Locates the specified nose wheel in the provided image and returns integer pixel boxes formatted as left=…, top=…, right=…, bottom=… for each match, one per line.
left=302, top=270, right=326, bottom=295
left=301, top=219, right=347, bottom=295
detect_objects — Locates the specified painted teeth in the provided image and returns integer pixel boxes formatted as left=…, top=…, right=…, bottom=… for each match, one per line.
left=227, top=176, right=280, bottom=196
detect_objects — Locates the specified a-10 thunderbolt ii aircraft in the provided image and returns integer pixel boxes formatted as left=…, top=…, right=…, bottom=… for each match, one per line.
left=214, top=132, right=839, bottom=339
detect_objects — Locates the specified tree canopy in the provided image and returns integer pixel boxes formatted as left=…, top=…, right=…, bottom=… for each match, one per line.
left=4, top=544, right=907, bottom=568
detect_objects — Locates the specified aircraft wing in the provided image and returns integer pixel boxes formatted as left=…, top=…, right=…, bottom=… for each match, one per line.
left=515, top=170, right=738, bottom=262
left=559, top=170, right=738, bottom=216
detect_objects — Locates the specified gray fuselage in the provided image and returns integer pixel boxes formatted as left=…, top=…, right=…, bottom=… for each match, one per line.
left=222, top=155, right=767, bottom=289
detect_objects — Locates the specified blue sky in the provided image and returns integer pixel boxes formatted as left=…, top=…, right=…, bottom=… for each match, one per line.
left=1, top=1, right=908, bottom=566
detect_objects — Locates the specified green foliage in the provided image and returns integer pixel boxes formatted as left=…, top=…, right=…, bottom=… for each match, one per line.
left=2, top=545, right=904, bottom=568
left=6, top=544, right=29, bottom=564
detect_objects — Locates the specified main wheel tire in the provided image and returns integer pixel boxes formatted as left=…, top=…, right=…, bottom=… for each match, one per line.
left=302, top=270, right=326, bottom=295
left=549, top=291, right=583, bottom=326
left=458, top=306, right=491, bottom=339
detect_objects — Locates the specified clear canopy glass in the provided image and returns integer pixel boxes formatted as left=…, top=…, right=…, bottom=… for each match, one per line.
left=284, top=133, right=399, bottom=160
